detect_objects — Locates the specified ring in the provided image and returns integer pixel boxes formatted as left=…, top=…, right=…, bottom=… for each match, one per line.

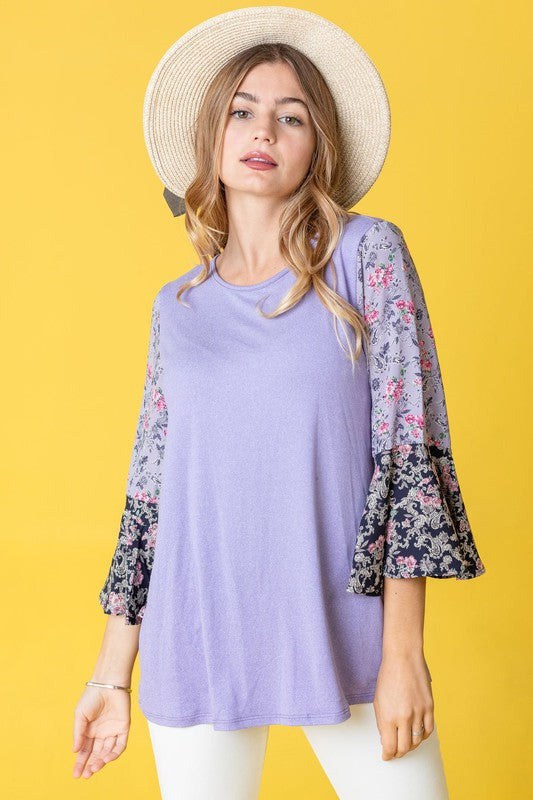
left=411, top=725, right=425, bottom=737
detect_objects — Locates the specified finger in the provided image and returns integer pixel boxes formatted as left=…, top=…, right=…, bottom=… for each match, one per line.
left=409, top=718, right=425, bottom=751
left=380, top=721, right=398, bottom=761
left=72, top=736, right=94, bottom=778
left=84, top=736, right=116, bottom=776
left=396, top=717, right=413, bottom=757
left=102, top=732, right=128, bottom=763
left=423, top=709, right=435, bottom=740
left=79, top=737, right=107, bottom=779
left=82, top=752, right=101, bottom=780
left=86, top=732, right=129, bottom=775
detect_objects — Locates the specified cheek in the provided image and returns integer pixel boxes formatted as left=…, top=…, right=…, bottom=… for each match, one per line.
left=223, top=124, right=241, bottom=152
left=290, top=137, right=315, bottom=172
left=220, top=127, right=242, bottom=170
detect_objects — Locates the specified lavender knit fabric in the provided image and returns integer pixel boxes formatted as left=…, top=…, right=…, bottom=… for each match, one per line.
left=99, top=213, right=486, bottom=731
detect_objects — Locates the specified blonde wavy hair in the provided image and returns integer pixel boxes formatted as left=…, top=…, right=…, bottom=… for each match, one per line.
left=175, top=42, right=370, bottom=368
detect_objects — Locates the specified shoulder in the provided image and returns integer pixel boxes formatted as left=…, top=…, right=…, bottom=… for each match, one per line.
left=341, top=213, right=405, bottom=253
left=336, top=214, right=407, bottom=271
left=154, top=261, right=206, bottom=306
left=332, top=214, right=406, bottom=307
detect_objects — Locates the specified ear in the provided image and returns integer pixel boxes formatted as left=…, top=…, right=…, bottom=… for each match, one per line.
left=163, top=187, right=186, bottom=217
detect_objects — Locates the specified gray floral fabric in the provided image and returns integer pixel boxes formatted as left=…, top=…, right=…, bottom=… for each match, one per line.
left=99, top=293, right=168, bottom=624
left=346, top=220, right=486, bottom=595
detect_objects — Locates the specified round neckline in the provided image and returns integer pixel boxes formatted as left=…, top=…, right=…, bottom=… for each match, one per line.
left=210, top=254, right=290, bottom=291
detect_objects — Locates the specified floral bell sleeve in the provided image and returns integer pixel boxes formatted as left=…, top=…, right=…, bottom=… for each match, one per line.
left=98, top=291, right=168, bottom=624
left=346, top=219, right=486, bottom=596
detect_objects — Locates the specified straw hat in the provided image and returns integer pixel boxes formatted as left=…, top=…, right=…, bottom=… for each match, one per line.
left=143, top=5, right=391, bottom=217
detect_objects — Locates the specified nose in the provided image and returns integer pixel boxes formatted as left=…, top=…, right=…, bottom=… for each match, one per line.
left=253, top=132, right=274, bottom=147
left=252, top=115, right=276, bottom=142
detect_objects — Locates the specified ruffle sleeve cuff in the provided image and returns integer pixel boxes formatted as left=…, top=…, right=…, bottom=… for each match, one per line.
left=346, top=442, right=486, bottom=595
left=99, top=494, right=159, bottom=625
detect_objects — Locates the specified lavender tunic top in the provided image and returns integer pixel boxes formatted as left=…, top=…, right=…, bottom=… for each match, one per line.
left=99, top=213, right=486, bottom=731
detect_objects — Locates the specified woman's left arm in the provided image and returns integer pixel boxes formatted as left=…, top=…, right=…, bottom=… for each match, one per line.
left=378, top=575, right=433, bottom=760
left=345, top=219, right=487, bottom=759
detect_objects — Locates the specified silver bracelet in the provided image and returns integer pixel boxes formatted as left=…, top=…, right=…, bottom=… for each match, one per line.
left=86, top=680, right=132, bottom=694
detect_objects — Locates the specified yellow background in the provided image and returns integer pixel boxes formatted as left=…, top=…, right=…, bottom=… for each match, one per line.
left=2, top=1, right=530, bottom=797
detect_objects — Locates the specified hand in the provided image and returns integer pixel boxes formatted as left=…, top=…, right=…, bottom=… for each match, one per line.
left=72, top=685, right=131, bottom=779
left=373, top=650, right=434, bottom=761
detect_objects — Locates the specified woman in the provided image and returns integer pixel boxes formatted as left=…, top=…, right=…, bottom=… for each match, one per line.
left=72, top=7, right=486, bottom=798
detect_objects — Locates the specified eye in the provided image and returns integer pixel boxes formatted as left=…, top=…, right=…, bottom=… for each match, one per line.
left=280, top=115, right=303, bottom=126
left=229, top=109, right=251, bottom=120
left=229, top=109, right=303, bottom=126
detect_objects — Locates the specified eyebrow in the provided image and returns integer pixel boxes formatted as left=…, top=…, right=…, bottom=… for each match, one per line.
left=233, top=91, right=309, bottom=110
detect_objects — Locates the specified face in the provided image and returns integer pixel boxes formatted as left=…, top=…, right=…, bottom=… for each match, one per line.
left=219, top=61, right=317, bottom=208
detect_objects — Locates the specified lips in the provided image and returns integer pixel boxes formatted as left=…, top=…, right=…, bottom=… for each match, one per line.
left=240, top=150, right=277, bottom=165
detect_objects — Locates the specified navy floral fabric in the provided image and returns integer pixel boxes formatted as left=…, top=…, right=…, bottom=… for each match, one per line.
left=346, top=220, right=486, bottom=595
left=99, top=292, right=168, bottom=624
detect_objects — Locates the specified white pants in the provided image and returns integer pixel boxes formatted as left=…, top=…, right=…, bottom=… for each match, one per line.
left=147, top=702, right=450, bottom=799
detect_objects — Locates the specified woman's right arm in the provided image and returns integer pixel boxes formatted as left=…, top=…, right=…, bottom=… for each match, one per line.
left=90, top=613, right=141, bottom=687
left=72, top=291, right=167, bottom=780
left=72, top=616, right=140, bottom=780
left=98, top=290, right=167, bottom=626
